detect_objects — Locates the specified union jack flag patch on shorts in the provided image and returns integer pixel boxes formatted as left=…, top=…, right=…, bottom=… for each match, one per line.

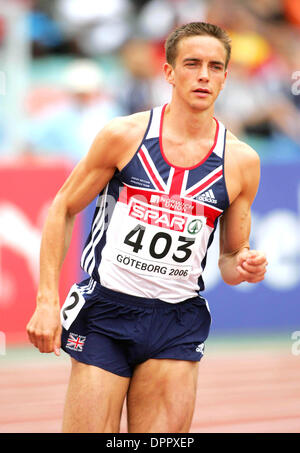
left=66, top=333, right=86, bottom=352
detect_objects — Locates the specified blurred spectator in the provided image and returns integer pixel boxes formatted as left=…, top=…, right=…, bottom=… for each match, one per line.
left=214, top=25, right=274, bottom=135
left=25, top=59, right=124, bottom=162
left=136, top=0, right=207, bottom=40
left=118, top=38, right=171, bottom=114
left=53, top=0, right=133, bottom=55
left=1, top=0, right=299, bottom=162
left=118, top=38, right=155, bottom=113
left=244, top=0, right=286, bottom=23
left=208, top=0, right=300, bottom=159
left=28, top=1, right=65, bottom=57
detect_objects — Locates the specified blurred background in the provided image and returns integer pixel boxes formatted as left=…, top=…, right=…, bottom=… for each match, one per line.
left=0, top=0, right=300, bottom=349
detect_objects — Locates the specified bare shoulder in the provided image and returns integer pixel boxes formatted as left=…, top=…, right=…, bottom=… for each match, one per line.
left=87, top=110, right=151, bottom=170
left=101, top=110, right=150, bottom=145
left=226, top=130, right=260, bottom=172
left=224, top=130, right=261, bottom=204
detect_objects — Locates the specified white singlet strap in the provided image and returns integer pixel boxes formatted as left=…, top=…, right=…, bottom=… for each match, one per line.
left=145, top=105, right=164, bottom=140
left=213, top=120, right=226, bottom=159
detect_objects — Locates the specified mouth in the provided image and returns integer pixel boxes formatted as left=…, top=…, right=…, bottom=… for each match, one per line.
left=192, top=88, right=211, bottom=94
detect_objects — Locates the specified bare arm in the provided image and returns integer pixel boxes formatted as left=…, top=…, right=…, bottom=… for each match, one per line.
left=218, top=143, right=268, bottom=285
left=26, top=117, right=137, bottom=355
left=37, top=131, right=117, bottom=299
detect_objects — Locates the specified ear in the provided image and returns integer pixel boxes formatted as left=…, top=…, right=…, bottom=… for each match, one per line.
left=163, top=62, right=175, bottom=86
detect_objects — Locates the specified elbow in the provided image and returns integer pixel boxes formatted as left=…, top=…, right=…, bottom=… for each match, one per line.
left=51, top=192, right=74, bottom=219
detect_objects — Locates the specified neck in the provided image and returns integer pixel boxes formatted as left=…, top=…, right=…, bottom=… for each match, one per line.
left=164, top=97, right=216, bottom=140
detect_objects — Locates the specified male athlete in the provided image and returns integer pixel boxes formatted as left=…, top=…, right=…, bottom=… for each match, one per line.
left=27, top=22, right=268, bottom=433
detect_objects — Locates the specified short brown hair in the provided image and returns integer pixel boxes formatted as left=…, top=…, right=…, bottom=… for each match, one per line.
left=165, top=22, right=231, bottom=69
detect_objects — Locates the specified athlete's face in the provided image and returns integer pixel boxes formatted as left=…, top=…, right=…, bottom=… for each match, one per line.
left=164, top=35, right=228, bottom=111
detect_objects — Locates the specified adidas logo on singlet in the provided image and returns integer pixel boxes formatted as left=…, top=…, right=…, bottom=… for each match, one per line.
left=197, top=189, right=218, bottom=204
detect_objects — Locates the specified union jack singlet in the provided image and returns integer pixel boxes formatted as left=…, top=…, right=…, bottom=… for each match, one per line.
left=80, top=104, right=230, bottom=303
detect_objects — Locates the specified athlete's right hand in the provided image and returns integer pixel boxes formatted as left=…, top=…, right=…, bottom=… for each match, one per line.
left=26, top=303, right=62, bottom=356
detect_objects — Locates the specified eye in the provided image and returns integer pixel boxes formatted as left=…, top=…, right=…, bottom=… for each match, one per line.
left=211, top=64, right=223, bottom=71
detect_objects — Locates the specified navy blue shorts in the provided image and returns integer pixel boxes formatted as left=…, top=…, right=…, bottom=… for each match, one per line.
left=60, top=278, right=211, bottom=377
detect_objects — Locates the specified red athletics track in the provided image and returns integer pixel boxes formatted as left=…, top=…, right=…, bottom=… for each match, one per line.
left=0, top=335, right=299, bottom=433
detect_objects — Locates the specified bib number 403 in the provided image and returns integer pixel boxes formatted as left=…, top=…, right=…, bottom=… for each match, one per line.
left=124, top=224, right=195, bottom=263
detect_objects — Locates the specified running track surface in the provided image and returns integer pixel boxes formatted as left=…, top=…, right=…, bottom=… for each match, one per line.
left=1, top=335, right=299, bottom=433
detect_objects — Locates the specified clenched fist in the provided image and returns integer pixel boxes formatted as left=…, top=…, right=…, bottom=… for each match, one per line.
left=236, top=249, right=268, bottom=283
left=26, top=303, right=61, bottom=356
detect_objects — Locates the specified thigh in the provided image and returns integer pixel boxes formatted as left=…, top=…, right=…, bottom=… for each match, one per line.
left=62, top=358, right=130, bottom=433
left=127, top=358, right=199, bottom=433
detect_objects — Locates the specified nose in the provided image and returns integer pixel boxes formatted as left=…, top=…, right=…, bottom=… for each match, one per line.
left=197, top=64, right=209, bottom=81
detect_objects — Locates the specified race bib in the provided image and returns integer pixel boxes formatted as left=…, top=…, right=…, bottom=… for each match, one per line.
left=107, top=198, right=206, bottom=280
